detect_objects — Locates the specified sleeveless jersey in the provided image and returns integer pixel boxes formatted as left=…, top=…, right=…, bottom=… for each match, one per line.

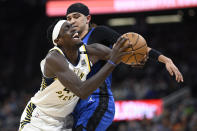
left=31, top=45, right=91, bottom=118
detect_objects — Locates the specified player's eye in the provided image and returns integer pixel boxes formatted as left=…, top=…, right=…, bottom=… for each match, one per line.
left=73, top=14, right=80, bottom=19
left=67, top=17, right=71, bottom=21
left=66, top=25, right=70, bottom=28
left=65, top=25, right=71, bottom=30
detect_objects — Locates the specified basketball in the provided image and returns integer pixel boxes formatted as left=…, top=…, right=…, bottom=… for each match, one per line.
left=121, top=32, right=148, bottom=65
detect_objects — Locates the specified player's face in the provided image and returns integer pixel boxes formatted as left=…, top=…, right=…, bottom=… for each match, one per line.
left=66, top=12, right=90, bottom=35
left=58, top=21, right=81, bottom=47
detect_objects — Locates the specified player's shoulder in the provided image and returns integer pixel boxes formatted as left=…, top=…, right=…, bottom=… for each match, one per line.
left=45, top=48, right=64, bottom=64
left=41, top=49, right=61, bottom=78
left=94, top=25, right=112, bottom=32
left=49, top=46, right=64, bottom=56
left=93, top=25, right=119, bottom=36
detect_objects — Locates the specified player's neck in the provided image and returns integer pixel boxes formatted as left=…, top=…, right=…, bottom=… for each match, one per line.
left=61, top=47, right=79, bottom=65
left=79, top=26, right=89, bottom=39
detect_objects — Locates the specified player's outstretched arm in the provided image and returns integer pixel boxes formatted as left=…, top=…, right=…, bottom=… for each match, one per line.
left=158, top=55, right=183, bottom=83
left=45, top=37, right=129, bottom=99
left=147, top=47, right=184, bottom=83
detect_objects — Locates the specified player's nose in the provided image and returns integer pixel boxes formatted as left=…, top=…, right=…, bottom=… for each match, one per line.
left=69, top=18, right=76, bottom=25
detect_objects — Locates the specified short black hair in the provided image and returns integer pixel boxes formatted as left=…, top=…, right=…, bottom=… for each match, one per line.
left=46, top=19, right=63, bottom=46
left=66, top=3, right=89, bottom=16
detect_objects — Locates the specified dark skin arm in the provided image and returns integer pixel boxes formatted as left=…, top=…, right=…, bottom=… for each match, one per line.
left=86, top=43, right=112, bottom=64
left=44, top=37, right=130, bottom=99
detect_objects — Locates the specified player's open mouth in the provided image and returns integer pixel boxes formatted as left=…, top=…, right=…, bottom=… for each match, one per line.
left=72, top=32, right=79, bottom=40
left=72, top=25, right=78, bottom=28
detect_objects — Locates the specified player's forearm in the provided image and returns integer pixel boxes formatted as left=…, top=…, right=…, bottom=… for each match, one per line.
left=56, top=63, right=114, bottom=99
left=78, top=62, right=115, bottom=99
left=148, top=47, right=172, bottom=64
left=158, top=55, right=172, bottom=64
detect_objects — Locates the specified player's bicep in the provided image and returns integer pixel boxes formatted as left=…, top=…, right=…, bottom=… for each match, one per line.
left=87, top=43, right=111, bottom=61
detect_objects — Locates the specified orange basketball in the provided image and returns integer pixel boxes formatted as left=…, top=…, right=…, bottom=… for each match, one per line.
left=121, top=32, right=148, bottom=65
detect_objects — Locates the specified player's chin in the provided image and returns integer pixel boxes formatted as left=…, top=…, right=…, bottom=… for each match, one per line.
left=73, top=39, right=82, bottom=46
left=74, top=38, right=81, bottom=43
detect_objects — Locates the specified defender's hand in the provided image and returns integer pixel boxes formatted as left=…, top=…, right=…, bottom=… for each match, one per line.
left=165, top=59, right=184, bottom=83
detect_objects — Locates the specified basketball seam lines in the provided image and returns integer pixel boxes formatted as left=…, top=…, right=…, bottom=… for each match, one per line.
left=126, top=33, right=134, bottom=50
left=134, top=54, right=138, bottom=63
left=125, top=55, right=133, bottom=64
left=124, top=33, right=133, bottom=64
left=124, top=33, right=146, bottom=64
left=134, top=44, right=146, bottom=64
left=135, top=53, right=146, bottom=55
left=132, top=44, right=147, bottom=51
left=132, top=35, right=139, bottom=63
left=132, top=34, right=139, bottom=48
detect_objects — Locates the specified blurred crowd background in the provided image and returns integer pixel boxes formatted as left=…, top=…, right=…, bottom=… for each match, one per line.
left=0, top=0, right=197, bottom=131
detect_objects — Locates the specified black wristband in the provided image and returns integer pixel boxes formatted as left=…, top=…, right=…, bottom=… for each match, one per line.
left=148, top=49, right=162, bottom=61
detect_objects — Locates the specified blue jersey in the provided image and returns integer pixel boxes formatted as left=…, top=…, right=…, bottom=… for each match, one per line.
left=73, top=26, right=120, bottom=131
left=83, top=28, right=113, bottom=96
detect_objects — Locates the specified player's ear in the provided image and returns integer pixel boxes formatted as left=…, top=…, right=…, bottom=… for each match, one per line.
left=54, top=38, right=59, bottom=44
left=55, top=38, right=64, bottom=47
left=86, top=15, right=91, bottom=24
left=54, top=38, right=63, bottom=46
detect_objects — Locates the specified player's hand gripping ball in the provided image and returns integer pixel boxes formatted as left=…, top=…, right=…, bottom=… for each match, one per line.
left=121, top=32, right=148, bottom=67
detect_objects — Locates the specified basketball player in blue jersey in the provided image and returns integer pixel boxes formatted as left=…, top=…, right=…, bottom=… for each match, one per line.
left=18, top=19, right=133, bottom=131
left=65, top=3, right=184, bottom=131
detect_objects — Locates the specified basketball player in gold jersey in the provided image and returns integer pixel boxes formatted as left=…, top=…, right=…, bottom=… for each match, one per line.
left=18, top=20, right=131, bottom=131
